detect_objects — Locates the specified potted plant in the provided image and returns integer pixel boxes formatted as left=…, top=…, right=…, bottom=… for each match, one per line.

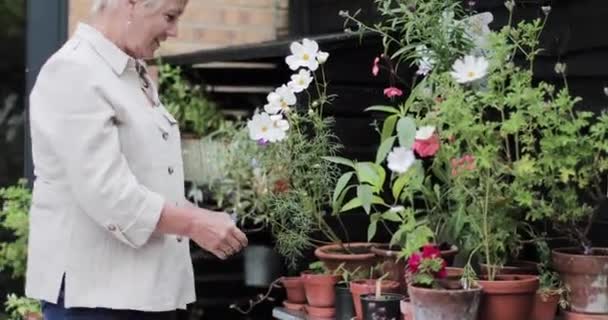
left=0, top=180, right=41, bottom=319
left=358, top=273, right=404, bottom=320
left=407, top=244, right=482, bottom=320
left=158, top=63, right=228, bottom=187
left=301, top=261, right=340, bottom=318
left=209, top=38, right=349, bottom=270
left=348, top=266, right=400, bottom=320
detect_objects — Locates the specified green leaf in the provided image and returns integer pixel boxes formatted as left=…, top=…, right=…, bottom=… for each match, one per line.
left=367, top=213, right=381, bottom=241
left=357, top=185, right=374, bottom=214
left=392, top=173, right=410, bottom=200
left=322, top=156, right=355, bottom=168
left=355, top=162, right=381, bottom=189
left=397, top=117, right=416, bottom=149
left=333, top=172, right=354, bottom=205
left=376, top=136, right=397, bottom=165
left=382, top=209, right=403, bottom=222
left=365, top=105, right=401, bottom=114
left=340, top=197, right=362, bottom=213
left=381, top=115, right=399, bottom=143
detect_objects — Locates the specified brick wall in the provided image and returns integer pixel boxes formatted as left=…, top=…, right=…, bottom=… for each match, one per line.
left=68, top=0, right=289, bottom=55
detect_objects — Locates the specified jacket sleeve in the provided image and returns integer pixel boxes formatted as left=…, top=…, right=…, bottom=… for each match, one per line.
left=30, top=56, right=165, bottom=249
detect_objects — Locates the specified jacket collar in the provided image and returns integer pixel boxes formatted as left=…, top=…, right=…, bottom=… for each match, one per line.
left=74, top=23, right=134, bottom=75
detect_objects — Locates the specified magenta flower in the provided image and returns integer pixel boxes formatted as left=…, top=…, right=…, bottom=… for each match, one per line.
left=408, top=253, right=422, bottom=273
left=372, top=56, right=380, bottom=76
left=384, top=87, right=403, bottom=98
left=413, top=134, right=440, bottom=158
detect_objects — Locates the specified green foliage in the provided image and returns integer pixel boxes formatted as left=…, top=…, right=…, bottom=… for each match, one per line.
left=158, top=63, right=225, bottom=136
left=0, top=179, right=30, bottom=278
left=208, top=48, right=343, bottom=270
left=308, top=261, right=328, bottom=275
left=4, top=294, right=40, bottom=320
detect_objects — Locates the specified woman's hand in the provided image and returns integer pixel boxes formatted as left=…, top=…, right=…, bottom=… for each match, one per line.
left=156, top=203, right=248, bottom=260
left=188, top=209, right=248, bottom=260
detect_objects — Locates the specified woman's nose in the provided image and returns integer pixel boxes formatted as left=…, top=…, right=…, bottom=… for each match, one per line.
left=167, top=24, right=178, bottom=37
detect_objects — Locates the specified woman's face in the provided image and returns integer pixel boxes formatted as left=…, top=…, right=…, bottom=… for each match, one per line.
left=126, top=0, right=188, bottom=58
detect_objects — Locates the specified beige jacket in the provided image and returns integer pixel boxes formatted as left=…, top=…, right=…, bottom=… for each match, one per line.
left=26, top=23, right=195, bottom=311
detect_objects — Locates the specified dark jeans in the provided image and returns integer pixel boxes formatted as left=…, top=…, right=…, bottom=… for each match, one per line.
left=42, top=282, right=177, bottom=320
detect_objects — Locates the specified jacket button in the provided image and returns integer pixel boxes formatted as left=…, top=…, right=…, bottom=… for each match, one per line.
left=168, top=166, right=174, bottom=174
left=162, top=132, right=169, bottom=140
left=107, top=224, right=117, bottom=232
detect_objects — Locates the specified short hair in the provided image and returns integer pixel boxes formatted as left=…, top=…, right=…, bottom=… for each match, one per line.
left=91, top=0, right=163, bottom=14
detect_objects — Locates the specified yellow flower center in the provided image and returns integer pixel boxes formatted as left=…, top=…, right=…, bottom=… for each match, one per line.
left=261, top=126, right=268, bottom=133
left=298, top=79, right=305, bottom=85
left=467, top=71, right=476, bottom=78
left=302, top=53, right=310, bottom=61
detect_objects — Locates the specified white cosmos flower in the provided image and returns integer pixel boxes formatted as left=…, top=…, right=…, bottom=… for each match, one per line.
left=285, top=38, right=320, bottom=71
left=451, top=55, right=489, bottom=84
left=247, top=112, right=288, bottom=143
left=464, top=12, right=494, bottom=51
left=270, top=114, right=290, bottom=132
left=317, top=51, right=329, bottom=64
left=387, top=147, right=416, bottom=174
left=264, top=85, right=297, bottom=114
left=415, top=126, right=436, bottom=140
left=288, top=69, right=313, bottom=93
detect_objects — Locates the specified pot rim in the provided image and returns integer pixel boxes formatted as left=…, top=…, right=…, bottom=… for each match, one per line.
left=314, top=242, right=381, bottom=260
left=477, top=274, right=539, bottom=294
left=360, top=293, right=405, bottom=302
left=553, top=247, right=608, bottom=259
left=407, top=284, right=482, bottom=294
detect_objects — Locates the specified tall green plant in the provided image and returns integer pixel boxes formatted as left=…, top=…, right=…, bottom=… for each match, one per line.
left=158, top=63, right=225, bottom=137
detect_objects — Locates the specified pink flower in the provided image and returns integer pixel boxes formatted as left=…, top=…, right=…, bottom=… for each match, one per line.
left=436, top=260, right=448, bottom=278
left=408, top=253, right=422, bottom=273
left=384, top=87, right=403, bottom=98
left=372, top=56, right=380, bottom=76
left=413, top=134, right=440, bottom=157
left=421, top=244, right=441, bottom=259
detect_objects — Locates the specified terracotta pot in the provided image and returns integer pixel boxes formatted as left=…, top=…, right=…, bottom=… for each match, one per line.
left=282, top=300, right=305, bottom=312
left=301, top=272, right=339, bottom=308
left=446, top=267, right=465, bottom=278
left=477, top=274, right=539, bottom=320
left=562, top=309, right=608, bottom=319
left=532, top=292, right=560, bottom=320
left=314, top=242, right=381, bottom=273
left=370, top=244, right=459, bottom=291
left=24, top=312, right=42, bottom=320
left=553, top=247, right=608, bottom=314
left=400, top=298, right=414, bottom=320
left=408, top=283, right=482, bottom=320
left=350, top=279, right=400, bottom=320
left=360, top=293, right=404, bottom=320
left=305, top=304, right=336, bottom=318
left=480, top=260, right=540, bottom=275
left=281, top=276, right=306, bottom=303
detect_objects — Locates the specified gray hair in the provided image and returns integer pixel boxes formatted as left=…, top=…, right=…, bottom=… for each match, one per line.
left=91, top=0, right=163, bottom=14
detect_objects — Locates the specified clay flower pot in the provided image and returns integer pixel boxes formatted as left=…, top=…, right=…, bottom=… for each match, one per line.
left=408, top=283, right=482, bottom=320
left=477, top=274, right=539, bottom=320
left=281, top=276, right=306, bottom=304
left=370, top=243, right=459, bottom=292
left=480, top=260, right=539, bottom=275
left=301, top=271, right=339, bottom=308
left=360, top=293, right=404, bottom=320
left=350, top=279, right=400, bottom=320
left=532, top=291, right=560, bottom=320
left=553, top=247, right=608, bottom=314
left=400, top=298, right=414, bottom=320
left=562, top=309, right=608, bottom=319
left=314, top=242, right=381, bottom=273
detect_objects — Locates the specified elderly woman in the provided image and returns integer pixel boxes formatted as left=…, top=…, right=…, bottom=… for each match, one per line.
left=26, top=0, right=248, bottom=319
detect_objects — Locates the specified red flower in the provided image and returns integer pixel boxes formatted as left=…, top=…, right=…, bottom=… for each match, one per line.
left=384, top=86, right=403, bottom=98
left=372, top=56, right=380, bottom=76
left=413, top=134, right=440, bottom=158
left=408, top=253, right=422, bottom=273
left=273, top=179, right=290, bottom=193
left=436, top=260, right=448, bottom=278
left=421, top=244, right=441, bottom=258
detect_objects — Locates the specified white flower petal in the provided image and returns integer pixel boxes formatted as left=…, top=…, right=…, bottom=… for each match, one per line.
left=451, top=55, right=489, bottom=84
left=415, top=126, right=436, bottom=140
left=387, top=147, right=416, bottom=174
left=317, top=51, right=329, bottom=64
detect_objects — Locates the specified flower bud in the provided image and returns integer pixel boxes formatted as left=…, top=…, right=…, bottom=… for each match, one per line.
left=504, top=0, right=515, bottom=11
left=554, top=62, right=567, bottom=75
left=541, top=6, right=552, bottom=15
left=312, top=100, right=320, bottom=108
left=338, top=10, right=349, bottom=17
left=604, top=87, right=608, bottom=97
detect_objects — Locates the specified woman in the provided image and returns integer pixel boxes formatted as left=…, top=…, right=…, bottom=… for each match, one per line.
left=26, top=0, right=248, bottom=319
